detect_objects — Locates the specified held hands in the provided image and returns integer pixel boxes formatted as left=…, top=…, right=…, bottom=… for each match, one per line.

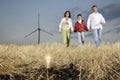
left=87, top=29, right=91, bottom=32
left=89, top=29, right=91, bottom=32
left=71, top=30, right=74, bottom=32
left=59, top=29, right=74, bottom=33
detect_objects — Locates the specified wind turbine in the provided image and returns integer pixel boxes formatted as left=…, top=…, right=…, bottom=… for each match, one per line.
left=24, top=13, right=53, bottom=44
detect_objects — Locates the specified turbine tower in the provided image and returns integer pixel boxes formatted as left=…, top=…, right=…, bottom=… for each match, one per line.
left=24, top=13, right=53, bottom=44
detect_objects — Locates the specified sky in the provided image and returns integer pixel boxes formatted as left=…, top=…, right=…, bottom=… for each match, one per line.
left=0, top=0, right=120, bottom=44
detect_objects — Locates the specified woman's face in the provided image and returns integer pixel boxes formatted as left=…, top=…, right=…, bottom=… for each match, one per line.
left=66, top=12, right=69, bottom=18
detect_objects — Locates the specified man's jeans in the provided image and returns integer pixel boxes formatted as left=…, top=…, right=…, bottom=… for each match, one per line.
left=92, top=29, right=102, bottom=47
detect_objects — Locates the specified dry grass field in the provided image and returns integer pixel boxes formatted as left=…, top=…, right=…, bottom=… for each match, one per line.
left=0, top=43, right=120, bottom=80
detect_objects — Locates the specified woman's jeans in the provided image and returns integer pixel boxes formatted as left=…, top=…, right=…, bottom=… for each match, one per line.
left=62, top=29, right=71, bottom=46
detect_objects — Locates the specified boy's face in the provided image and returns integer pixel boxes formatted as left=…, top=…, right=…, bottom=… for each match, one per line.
left=78, top=16, right=82, bottom=20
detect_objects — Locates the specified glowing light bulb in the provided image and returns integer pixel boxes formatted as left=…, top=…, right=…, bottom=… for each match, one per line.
left=46, top=56, right=51, bottom=68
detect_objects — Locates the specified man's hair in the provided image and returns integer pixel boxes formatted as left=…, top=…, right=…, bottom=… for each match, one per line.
left=77, top=14, right=82, bottom=18
left=92, top=5, right=97, bottom=9
left=64, top=11, right=71, bottom=18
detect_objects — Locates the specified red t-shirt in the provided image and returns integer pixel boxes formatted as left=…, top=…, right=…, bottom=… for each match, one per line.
left=74, top=20, right=88, bottom=32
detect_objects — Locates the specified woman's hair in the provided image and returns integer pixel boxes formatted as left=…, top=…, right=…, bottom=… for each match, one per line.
left=77, top=14, right=82, bottom=18
left=64, top=11, right=71, bottom=18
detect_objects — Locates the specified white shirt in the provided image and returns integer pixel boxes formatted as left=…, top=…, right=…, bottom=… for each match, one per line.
left=87, top=12, right=106, bottom=30
left=59, top=18, right=73, bottom=32
left=78, top=20, right=82, bottom=24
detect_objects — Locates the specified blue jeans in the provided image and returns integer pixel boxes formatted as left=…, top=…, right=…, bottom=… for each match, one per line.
left=77, top=32, right=84, bottom=46
left=92, top=29, right=102, bottom=47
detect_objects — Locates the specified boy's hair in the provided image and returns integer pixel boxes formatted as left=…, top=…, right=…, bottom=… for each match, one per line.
left=64, top=11, right=71, bottom=18
left=77, top=14, right=82, bottom=18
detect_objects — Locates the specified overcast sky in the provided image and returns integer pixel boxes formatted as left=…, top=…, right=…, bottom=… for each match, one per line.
left=0, top=0, right=120, bottom=44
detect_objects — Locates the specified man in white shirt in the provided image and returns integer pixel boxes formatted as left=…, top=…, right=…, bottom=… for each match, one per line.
left=87, top=5, right=106, bottom=47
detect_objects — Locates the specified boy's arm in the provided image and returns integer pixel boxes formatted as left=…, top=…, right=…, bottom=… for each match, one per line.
left=74, top=22, right=77, bottom=32
left=84, top=22, right=89, bottom=31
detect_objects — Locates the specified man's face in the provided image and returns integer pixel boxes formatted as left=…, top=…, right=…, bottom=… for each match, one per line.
left=92, top=7, right=97, bottom=12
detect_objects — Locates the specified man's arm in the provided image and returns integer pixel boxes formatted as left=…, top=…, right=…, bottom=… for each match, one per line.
left=87, top=15, right=91, bottom=31
left=100, top=14, right=106, bottom=25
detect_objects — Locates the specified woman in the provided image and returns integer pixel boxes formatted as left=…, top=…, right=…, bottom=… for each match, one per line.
left=59, top=11, right=73, bottom=47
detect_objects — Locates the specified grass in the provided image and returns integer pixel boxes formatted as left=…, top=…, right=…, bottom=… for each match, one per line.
left=0, top=43, right=120, bottom=80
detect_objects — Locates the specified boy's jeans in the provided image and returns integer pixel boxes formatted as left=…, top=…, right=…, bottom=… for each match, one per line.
left=92, top=29, right=102, bottom=47
left=78, top=32, right=84, bottom=46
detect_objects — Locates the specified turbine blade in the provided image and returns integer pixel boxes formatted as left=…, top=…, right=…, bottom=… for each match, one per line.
left=41, top=29, right=53, bottom=36
left=24, top=29, right=38, bottom=38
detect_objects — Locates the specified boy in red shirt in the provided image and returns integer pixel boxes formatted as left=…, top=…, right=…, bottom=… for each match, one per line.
left=74, top=14, right=88, bottom=46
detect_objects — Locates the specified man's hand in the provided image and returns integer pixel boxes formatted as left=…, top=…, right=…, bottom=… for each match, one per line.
left=87, top=29, right=91, bottom=32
